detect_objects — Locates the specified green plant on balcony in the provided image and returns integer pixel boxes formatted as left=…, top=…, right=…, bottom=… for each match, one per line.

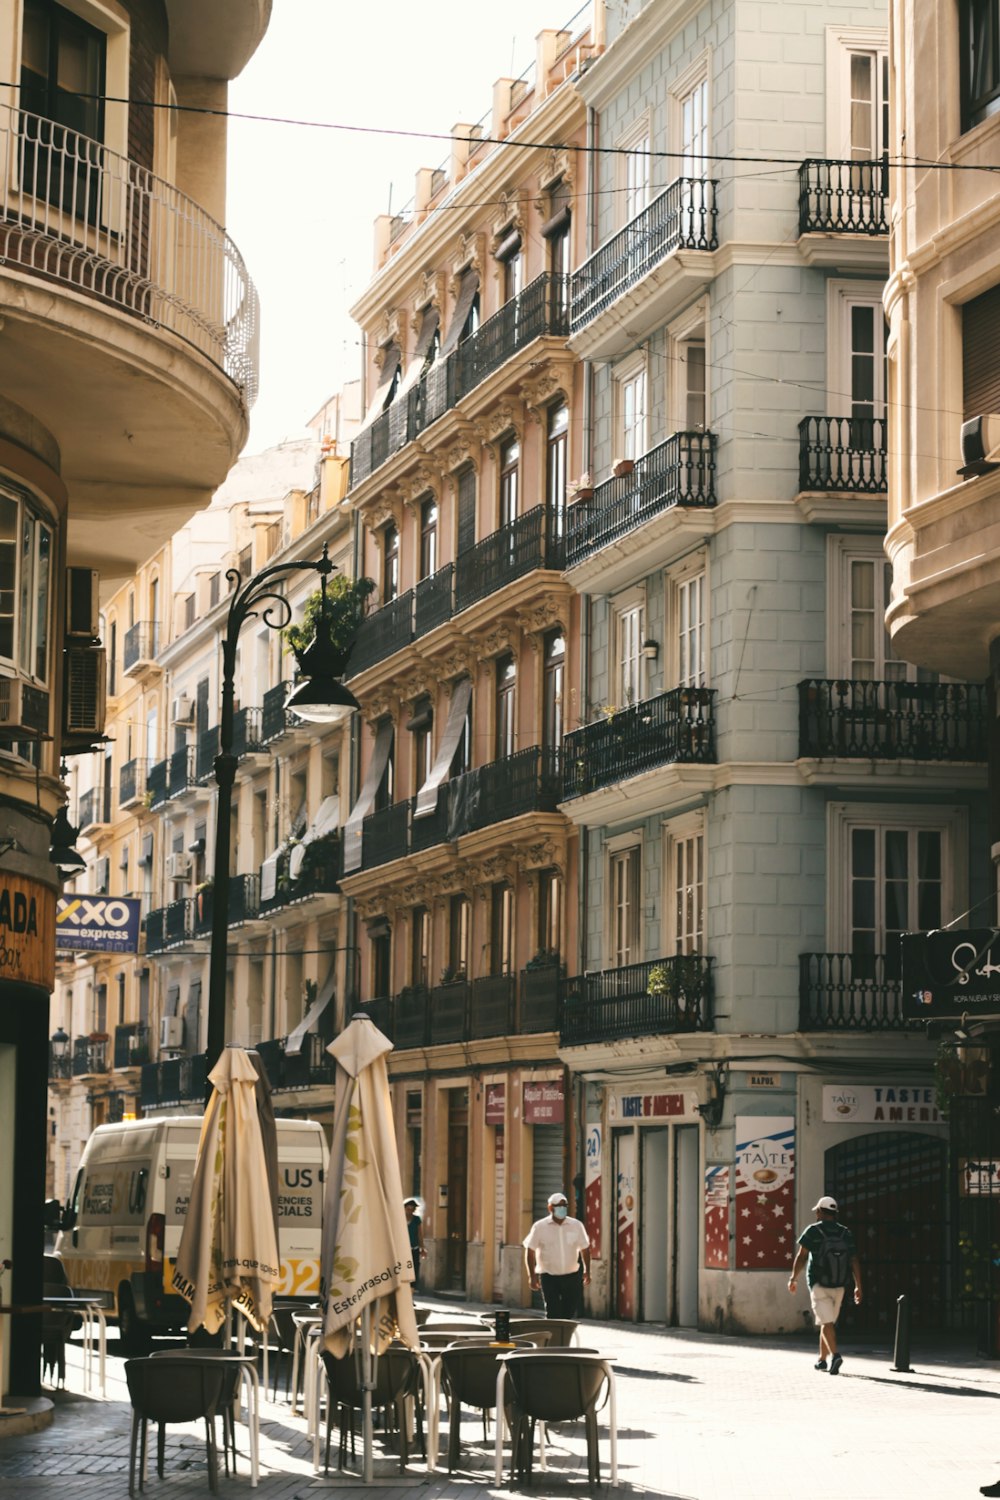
left=439, top=965, right=466, bottom=985
left=282, top=575, right=376, bottom=665
left=647, top=956, right=701, bottom=1008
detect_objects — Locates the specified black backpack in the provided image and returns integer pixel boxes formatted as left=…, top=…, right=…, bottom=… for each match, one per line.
left=812, top=1224, right=853, bottom=1288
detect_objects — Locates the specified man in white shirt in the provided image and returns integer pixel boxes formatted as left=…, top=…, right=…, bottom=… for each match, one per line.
left=522, top=1191, right=591, bottom=1318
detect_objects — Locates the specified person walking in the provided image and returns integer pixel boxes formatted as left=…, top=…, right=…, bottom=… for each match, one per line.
left=523, top=1191, right=591, bottom=1318
left=788, top=1194, right=862, bottom=1374
left=404, top=1197, right=426, bottom=1289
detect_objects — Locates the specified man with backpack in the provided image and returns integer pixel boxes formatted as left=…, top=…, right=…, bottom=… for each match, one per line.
left=788, top=1195, right=862, bottom=1374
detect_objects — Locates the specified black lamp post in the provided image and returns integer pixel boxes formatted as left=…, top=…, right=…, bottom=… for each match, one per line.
left=204, top=543, right=360, bottom=1090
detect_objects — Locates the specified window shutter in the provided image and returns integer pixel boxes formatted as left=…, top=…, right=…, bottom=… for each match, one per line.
left=963, top=285, right=1000, bottom=420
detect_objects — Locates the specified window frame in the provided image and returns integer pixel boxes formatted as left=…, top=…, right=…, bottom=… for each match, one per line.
left=616, top=113, right=652, bottom=227
left=662, top=809, right=706, bottom=954
left=826, top=279, right=887, bottom=418
left=665, top=549, right=709, bottom=691
left=824, top=25, right=889, bottom=159
left=610, top=584, right=646, bottom=708
left=826, top=534, right=928, bottom=681
left=419, top=495, right=438, bottom=581
left=613, top=349, right=649, bottom=465
left=499, top=434, right=520, bottom=528
left=605, top=833, right=643, bottom=969
left=0, top=479, right=55, bottom=687
left=670, top=53, right=711, bottom=178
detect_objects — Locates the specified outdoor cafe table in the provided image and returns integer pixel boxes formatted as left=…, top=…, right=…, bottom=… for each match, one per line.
left=492, top=1349, right=618, bottom=1487
left=42, top=1294, right=109, bottom=1397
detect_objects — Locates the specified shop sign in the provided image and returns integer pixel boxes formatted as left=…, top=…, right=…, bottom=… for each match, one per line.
left=523, top=1078, right=564, bottom=1125
left=585, top=1122, right=602, bottom=1259
left=745, top=1072, right=780, bottom=1089
left=607, top=1091, right=699, bottom=1121
left=485, top=1082, right=505, bottom=1125
left=734, top=1117, right=795, bottom=1270
left=822, top=1084, right=942, bottom=1125
left=0, top=875, right=56, bottom=988
left=901, top=929, right=1000, bottom=1017
left=959, top=1159, right=1000, bottom=1197
left=704, top=1165, right=730, bottom=1269
left=56, top=895, right=142, bottom=953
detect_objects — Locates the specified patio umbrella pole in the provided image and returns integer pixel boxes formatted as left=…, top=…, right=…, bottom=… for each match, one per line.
left=361, top=1302, right=374, bottom=1485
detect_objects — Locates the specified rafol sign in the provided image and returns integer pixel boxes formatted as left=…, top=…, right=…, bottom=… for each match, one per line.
left=901, top=929, right=1000, bottom=1018
left=0, top=876, right=56, bottom=988
left=56, top=896, right=142, bottom=954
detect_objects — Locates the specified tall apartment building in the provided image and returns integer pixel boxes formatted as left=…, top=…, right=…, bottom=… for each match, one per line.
left=344, top=23, right=594, bottom=1304
left=347, top=0, right=988, bottom=1335
left=0, top=0, right=268, bottom=1391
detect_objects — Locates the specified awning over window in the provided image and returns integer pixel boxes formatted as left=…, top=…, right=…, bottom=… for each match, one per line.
left=358, top=342, right=402, bottom=432
left=260, top=799, right=308, bottom=901
left=284, top=962, right=336, bottom=1056
left=394, top=305, right=440, bottom=407
left=495, top=227, right=522, bottom=262
left=342, top=720, right=395, bottom=873
left=439, top=269, right=480, bottom=359
left=288, top=794, right=339, bottom=881
left=414, top=677, right=472, bottom=819
left=541, top=178, right=572, bottom=238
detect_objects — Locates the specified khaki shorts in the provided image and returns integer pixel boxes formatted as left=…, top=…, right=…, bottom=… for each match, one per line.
left=809, top=1284, right=845, bottom=1326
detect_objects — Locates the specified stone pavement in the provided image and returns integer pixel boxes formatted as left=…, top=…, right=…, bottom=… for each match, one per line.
left=2, top=1309, right=1000, bottom=1500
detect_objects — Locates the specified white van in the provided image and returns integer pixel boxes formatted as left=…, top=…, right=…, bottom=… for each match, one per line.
left=55, top=1115, right=328, bottom=1351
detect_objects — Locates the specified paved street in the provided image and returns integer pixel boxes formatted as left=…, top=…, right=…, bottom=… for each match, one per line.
left=2, top=1308, right=999, bottom=1500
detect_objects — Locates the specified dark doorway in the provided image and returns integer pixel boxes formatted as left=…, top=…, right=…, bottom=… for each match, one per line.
left=446, top=1089, right=469, bottom=1290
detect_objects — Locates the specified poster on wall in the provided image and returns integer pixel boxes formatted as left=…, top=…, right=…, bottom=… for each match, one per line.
left=615, top=1133, right=636, bottom=1319
left=734, top=1116, right=795, bottom=1270
left=585, top=1121, right=602, bottom=1259
left=704, top=1165, right=730, bottom=1268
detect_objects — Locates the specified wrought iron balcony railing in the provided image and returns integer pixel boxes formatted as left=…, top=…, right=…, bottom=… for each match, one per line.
left=48, top=1050, right=72, bottom=1081
left=799, top=415, right=887, bottom=493
left=565, top=433, right=717, bottom=567
left=167, top=746, right=196, bottom=798
left=350, top=273, right=569, bottom=486
left=799, top=952, right=904, bottom=1030
left=192, top=874, right=261, bottom=936
left=361, top=802, right=410, bottom=871
left=232, top=706, right=264, bottom=758
left=123, top=621, right=159, bottom=674
left=3, top=106, right=259, bottom=401
left=414, top=564, right=454, bottom=639
left=469, top=974, right=517, bottom=1039
left=799, top=679, right=988, bottom=761
left=258, top=836, right=341, bottom=914
left=72, top=1035, right=109, bottom=1076
left=355, top=960, right=565, bottom=1051
left=563, top=688, right=716, bottom=799
left=348, top=591, right=414, bottom=677
left=144, top=899, right=194, bottom=953
left=255, top=1032, right=336, bottom=1092
left=78, top=786, right=108, bottom=830
left=119, top=757, right=149, bottom=808
left=261, top=681, right=297, bottom=742
left=561, top=955, right=713, bottom=1046
left=196, top=725, right=220, bottom=784
left=113, top=1022, right=150, bottom=1070
left=570, top=177, right=719, bottom=331
left=798, top=157, right=888, bottom=236
left=140, top=1052, right=207, bottom=1109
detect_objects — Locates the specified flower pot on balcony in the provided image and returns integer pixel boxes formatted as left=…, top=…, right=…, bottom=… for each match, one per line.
left=613, top=458, right=635, bottom=478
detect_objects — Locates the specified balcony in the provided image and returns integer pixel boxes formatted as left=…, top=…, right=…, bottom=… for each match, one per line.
left=798, top=159, right=888, bottom=262
left=192, top=875, right=261, bottom=936
left=346, top=509, right=562, bottom=679
left=140, top=1053, right=208, bottom=1110
left=798, top=680, right=987, bottom=762
left=261, top=681, right=298, bottom=744
left=255, top=1033, right=336, bottom=1093
left=77, top=786, right=109, bottom=833
left=143, top=898, right=194, bottom=954
left=799, top=953, right=905, bottom=1030
left=168, top=746, right=196, bottom=799
left=361, top=803, right=410, bottom=871
left=123, top=623, right=160, bottom=675
left=147, top=758, right=168, bottom=809
left=48, top=1049, right=72, bottom=1081
left=232, top=707, right=264, bottom=759
left=569, top=178, right=718, bottom=356
left=560, top=955, right=713, bottom=1047
left=119, top=758, right=150, bottom=809
left=355, top=961, right=565, bottom=1050
left=259, top=836, right=341, bottom=915
left=2, top=107, right=258, bottom=399
left=563, top=689, right=716, bottom=801
left=350, top=273, right=569, bottom=487
left=72, top=1035, right=109, bottom=1076
left=799, top=416, right=887, bottom=495
left=565, top=434, right=717, bottom=571
left=113, top=1022, right=151, bottom=1070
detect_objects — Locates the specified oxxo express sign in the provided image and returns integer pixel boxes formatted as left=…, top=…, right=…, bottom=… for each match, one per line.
left=56, top=895, right=141, bottom=954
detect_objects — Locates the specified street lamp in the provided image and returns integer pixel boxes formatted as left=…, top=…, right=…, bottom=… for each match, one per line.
left=205, top=543, right=360, bottom=1089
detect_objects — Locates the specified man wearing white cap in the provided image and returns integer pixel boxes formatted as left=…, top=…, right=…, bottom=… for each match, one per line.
left=788, top=1195, right=862, bottom=1375
left=523, top=1192, right=591, bottom=1318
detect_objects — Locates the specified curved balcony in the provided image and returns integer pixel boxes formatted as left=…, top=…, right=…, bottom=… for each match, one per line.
left=2, top=106, right=258, bottom=402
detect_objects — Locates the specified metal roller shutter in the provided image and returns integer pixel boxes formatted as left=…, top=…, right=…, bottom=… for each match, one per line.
left=531, top=1124, right=565, bottom=1220
left=963, top=284, right=1000, bottom=420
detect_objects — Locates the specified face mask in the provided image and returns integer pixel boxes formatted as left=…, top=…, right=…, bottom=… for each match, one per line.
left=553, top=1205, right=568, bottom=1221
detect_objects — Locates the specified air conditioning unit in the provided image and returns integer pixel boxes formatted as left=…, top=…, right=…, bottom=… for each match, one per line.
left=0, top=677, right=50, bottom=736
left=66, top=568, right=100, bottom=639
left=63, top=647, right=106, bottom=736
left=159, top=1016, right=184, bottom=1050
left=167, top=852, right=192, bottom=881
left=172, top=695, right=194, bottom=726
left=960, top=414, right=1000, bottom=476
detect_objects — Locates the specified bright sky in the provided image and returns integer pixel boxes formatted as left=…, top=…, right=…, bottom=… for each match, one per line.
left=228, top=0, right=591, bottom=451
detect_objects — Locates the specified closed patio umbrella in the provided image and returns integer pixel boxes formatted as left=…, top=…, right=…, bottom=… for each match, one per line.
left=320, top=1015, right=419, bottom=1480
left=172, top=1046, right=281, bottom=1335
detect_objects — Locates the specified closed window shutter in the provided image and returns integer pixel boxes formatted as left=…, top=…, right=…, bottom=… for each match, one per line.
left=457, top=467, right=477, bottom=555
left=963, top=285, right=1000, bottom=419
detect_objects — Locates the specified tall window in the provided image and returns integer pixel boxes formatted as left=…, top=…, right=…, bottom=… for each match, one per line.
left=374, top=726, right=395, bottom=812
left=495, top=653, right=517, bottom=758
left=667, top=817, right=705, bottom=953
left=383, top=525, right=400, bottom=602
left=0, top=487, right=53, bottom=683
left=371, top=931, right=392, bottom=998
left=684, top=342, right=707, bottom=431
left=617, top=361, right=647, bottom=462
left=833, top=541, right=928, bottom=682
left=500, top=237, right=523, bottom=304
left=609, top=846, right=641, bottom=967
left=847, top=49, right=888, bottom=158
left=419, top=497, right=438, bottom=579
left=680, top=78, right=709, bottom=175
left=448, top=894, right=471, bottom=976
left=542, top=630, right=565, bottom=749
left=450, top=686, right=472, bottom=777
left=850, top=826, right=941, bottom=978
left=614, top=595, right=645, bottom=706
left=538, top=867, right=562, bottom=955
left=499, top=436, right=519, bottom=527
left=963, top=1, right=1000, bottom=129
left=676, top=568, right=706, bottom=688
left=545, top=177, right=572, bottom=295
left=620, top=126, right=650, bottom=223
left=20, top=0, right=106, bottom=142
left=457, top=466, right=477, bottom=556
left=546, top=402, right=568, bottom=535
left=409, top=697, right=433, bottom=785
left=490, top=884, right=514, bottom=975
left=411, top=906, right=430, bottom=987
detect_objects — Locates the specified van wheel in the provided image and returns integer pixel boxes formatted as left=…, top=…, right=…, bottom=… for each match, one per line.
left=118, top=1287, right=150, bottom=1355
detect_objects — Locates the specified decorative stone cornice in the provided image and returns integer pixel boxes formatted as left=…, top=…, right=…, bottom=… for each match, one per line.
left=476, top=400, right=525, bottom=448
left=518, top=354, right=576, bottom=414
left=473, top=620, right=521, bottom=659
left=453, top=231, right=486, bottom=282
left=534, top=147, right=572, bottom=207
left=492, top=191, right=525, bottom=243
left=362, top=689, right=401, bottom=727
left=516, top=597, right=567, bottom=642
left=414, top=270, right=446, bottom=319
left=372, top=309, right=402, bottom=352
